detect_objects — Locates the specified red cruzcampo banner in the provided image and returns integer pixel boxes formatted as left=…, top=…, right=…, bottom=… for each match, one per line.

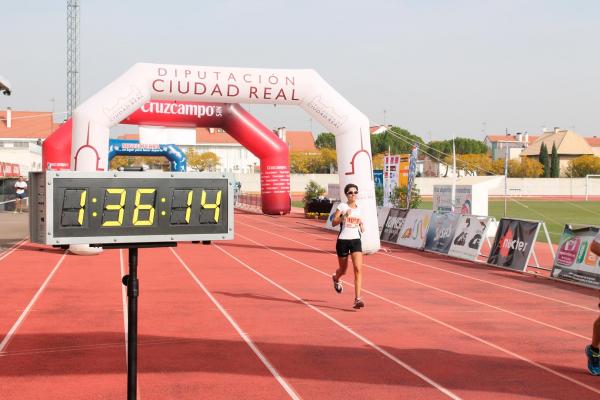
left=487, top=218, right=540, bottom=271
left=380, top=208, right=408, bottom=243
left=551, top=225, right=600, bottom=289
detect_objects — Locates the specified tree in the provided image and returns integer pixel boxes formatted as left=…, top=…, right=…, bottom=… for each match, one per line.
left=290, top=150, right=336, bottom=173
left=372, top=153, right=385, bottom=170
left=539, top=143, right=549, bottom=177
left=550, top=142, right=559, bottom=177
left=109, top=156, right=133, bottom=170
left=442, top=153, right=493, bottom=176
left=491, top=159, right=506, bottom=175
left=370, top=126, right=425, bottom=155
left=509, top=157, right=544, bottom=177
left=315, top=132, right=336, bottom=149
left=319, top=148, right=337, bottom=173
left=187, top=149, right=220, bottom=171
left=375, top=185, right=384, bottom=206
left=109, top=156, right=169, bottom=171
left=565, top=155, right=600, bottom=177
left=427, top=137, right=488, bottom=159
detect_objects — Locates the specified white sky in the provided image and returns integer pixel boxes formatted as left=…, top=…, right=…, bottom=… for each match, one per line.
left=1, top=0, right=599, bottom=140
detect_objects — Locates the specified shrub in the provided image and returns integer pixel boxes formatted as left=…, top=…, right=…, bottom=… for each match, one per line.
left=566, top=155, right=600, bottom=177
left=303, top=180, right=326, bottom=205
left=390, top=183, right=421, bottom=209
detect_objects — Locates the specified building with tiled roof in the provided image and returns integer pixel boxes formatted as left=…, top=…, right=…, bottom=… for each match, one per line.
left=484, top=132, right=539, bottom=160
left=370, top=125, right=392, bottom=135
left=0, top=109, right=60, bottom=174
left=0, top=109, right=59, bottom=139
left=283, top=130, right=318, bottom=153
left=521, top=129, right=594, bottom=176
left=585, top=137, right=600, bottom=156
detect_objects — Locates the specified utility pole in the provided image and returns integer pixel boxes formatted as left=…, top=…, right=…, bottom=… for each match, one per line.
left=67, top=0, right=80, bottom=118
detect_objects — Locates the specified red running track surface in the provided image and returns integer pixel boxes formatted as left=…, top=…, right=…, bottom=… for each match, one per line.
left=0, top=210, right=599, bottom=399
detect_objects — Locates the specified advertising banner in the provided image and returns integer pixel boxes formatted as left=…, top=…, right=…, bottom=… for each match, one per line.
left=487, top=218, right=540, bottom=271
left=397, top=209, right=433, bottom=249
left=383, top=155, right=401, bottom=207
left=433, top=185, right=473, bottom=214
left=380, top=208, right=409, bottom=243
left=0, top=162, right=20, bottom=178
left=424, top=212, right=460, bottom=254
left=448, top=215, right=491, bottom=261
left=373, top=170, right=384, bottom=190
left=551, top=225, right=600, bottom=289
left=377, top=206, right=391, bottom=235
left=324, top=201, right=341, bottom=231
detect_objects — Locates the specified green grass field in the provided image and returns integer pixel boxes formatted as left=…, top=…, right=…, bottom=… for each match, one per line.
left=419, top=199, right=600, bottom=244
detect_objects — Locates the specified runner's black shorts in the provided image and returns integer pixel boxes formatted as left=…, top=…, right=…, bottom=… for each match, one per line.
left=336, top=239, right=362, bottom=257
left=16, top=193, right=25, bottom=199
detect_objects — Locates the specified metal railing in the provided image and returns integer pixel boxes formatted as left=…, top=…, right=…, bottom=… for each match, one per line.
left=235, top=193, right=262, bottom=210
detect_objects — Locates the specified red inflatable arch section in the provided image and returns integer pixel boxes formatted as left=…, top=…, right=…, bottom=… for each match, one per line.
left=43, top=101, right=291, bottom=215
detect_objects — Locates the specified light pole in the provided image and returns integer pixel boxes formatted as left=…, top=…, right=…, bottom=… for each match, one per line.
left=504, top=145, right=509, bottom=217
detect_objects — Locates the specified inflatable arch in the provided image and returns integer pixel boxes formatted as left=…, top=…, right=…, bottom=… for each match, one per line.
left=43, top=100, right=291, bottom=214
left=71, top=63, right=380, bottom=253
left=108, top=139, right=187, bottom=172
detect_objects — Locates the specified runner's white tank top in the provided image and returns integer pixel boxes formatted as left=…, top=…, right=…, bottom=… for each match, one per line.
left=337, top=202, right=362, bottom=240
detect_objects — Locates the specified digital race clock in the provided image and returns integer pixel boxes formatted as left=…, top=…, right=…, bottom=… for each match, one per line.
left=29, top=171, right=234, bottom=246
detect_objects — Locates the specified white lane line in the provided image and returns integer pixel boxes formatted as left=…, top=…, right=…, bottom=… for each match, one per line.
left=250, top=216, right=597, bottom=312
left=250, top=219, right=591, bottom=339
left=169, top=248, right=302, bottom=400
left=211, top=243, right=462, bottom=400
left=0, top=238, right=28, bottom=262
left=363, top=262, right=589, bottom=339
left=260, top=219, right=594, bottom=337
left=0, top=252, right=67, bottom=353
left=233, top=230, right=600, bottom=396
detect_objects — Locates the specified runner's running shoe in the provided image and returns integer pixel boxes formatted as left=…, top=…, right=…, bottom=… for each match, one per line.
left=332, top=274, right=343, bottom=293
left=585, top=345, right=600, bottom=376
left=353, top=298, right=365, bottom=309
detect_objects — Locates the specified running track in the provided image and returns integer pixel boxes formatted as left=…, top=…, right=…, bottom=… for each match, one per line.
left=0, top=210, right=599, bottom=399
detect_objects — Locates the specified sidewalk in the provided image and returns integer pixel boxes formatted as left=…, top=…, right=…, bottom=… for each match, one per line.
left=0, top=212, right=28, bottom=253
